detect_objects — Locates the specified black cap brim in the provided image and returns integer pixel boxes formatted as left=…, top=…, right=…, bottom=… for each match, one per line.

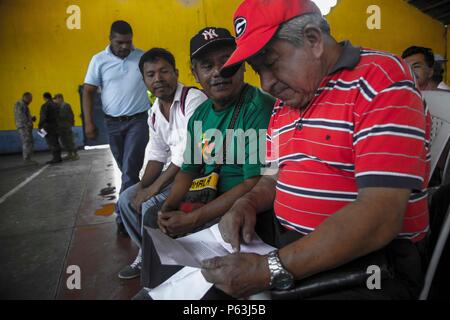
left=220, top=63, right=244, bottom=78
left=220, top=62, right=245, bottom=78
left=191, top=38, right=236, bottom=61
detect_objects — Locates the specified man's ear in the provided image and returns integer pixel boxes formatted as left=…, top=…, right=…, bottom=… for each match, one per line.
left=175, top=68, right=180, bottom=78
left=304, top=25, right=324, bottom=59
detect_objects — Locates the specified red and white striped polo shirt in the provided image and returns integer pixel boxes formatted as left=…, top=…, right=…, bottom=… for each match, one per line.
left=266, top=41, right=430, bottom=242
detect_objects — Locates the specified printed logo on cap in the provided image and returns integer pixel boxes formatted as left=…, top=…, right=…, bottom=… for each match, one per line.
left=234, top=17, right=247, bottom=39
left=202, top=28, right=219, bottom=41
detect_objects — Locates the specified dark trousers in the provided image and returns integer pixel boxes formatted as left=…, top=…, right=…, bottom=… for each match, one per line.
left=104, top=113, right=149, bottom=222
left=45, top=132, right=62, bottom=160
left=141, top=220, right=233, bottom=300
left=260, top=211, right=423, bottom=300
left=141, top=210, right=424, bottom=300
left=140, top=210, right=279, bottom=295
left=58, top=127, right=76, bottom=153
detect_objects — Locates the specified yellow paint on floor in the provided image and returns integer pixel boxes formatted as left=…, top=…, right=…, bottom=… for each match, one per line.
left=95, top=203, right=116, bottom=216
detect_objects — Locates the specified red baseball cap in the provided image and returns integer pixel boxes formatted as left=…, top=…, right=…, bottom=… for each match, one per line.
left=221, top=0, right=321, bottom=77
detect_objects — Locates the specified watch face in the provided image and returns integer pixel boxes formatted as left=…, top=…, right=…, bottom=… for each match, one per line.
left=275, top=273, right=294, bottom=290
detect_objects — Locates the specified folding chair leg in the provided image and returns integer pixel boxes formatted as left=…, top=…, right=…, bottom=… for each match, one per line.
left=420, top=206, right=450, bottom=300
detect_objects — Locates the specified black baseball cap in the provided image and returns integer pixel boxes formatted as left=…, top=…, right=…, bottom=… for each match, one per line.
left=190, top=27, right=242, bottom=76
left=190, top=27, right=235, bottom=60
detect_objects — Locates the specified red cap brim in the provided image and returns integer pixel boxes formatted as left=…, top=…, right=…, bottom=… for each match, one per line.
left=220, top=25, right=278, bottom=77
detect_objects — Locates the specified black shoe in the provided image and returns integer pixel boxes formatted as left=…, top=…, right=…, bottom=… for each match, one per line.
left=131, top=288, right=152, bottom=300
left=117, top=222, right=130, bottom=237
left=118, top=254, right=142, bottom=279
left=46, top=158, right=62, bottom=165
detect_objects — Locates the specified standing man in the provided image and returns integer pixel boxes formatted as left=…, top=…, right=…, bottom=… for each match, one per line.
left=14, top=92, right=36, bottom=164
left=39, top=92, right=62, bottom=164
left=83, top=20, right=150, bottom=234
left=53, top=94, right=79, bottom=161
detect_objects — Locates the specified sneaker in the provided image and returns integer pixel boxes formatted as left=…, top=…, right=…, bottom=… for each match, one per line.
left=118, top=254, right=142, bottom=279
left=131, top=288, right=152, bottom=300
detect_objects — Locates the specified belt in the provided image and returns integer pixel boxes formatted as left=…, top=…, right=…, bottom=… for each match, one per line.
left=105, top=111, right=148, bottom=122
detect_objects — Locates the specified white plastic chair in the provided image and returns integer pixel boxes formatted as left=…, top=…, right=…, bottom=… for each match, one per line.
left=423, top=91, right=450, bottom=177
left=419, top=90, right=450, bottom=300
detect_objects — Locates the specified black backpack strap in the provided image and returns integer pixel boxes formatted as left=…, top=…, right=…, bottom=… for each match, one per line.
left=151, top=112, right=156, bottom=129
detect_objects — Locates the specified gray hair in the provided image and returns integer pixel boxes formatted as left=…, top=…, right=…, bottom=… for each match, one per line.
left=274, top=13, right=331, bottom=47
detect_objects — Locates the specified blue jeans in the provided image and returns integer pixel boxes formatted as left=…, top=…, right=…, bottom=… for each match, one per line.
left=118, top=182, right=172, bottom=248
left=105, top=113, right=149, bottom=193
left=105, top=113, right=149, bottom=223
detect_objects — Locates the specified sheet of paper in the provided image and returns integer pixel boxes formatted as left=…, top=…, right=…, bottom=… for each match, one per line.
left=209, top=223, right=275, bottom=255
left=145, top=227, right=202, bottom=267
left=148, top=266, right=213, bottom=300
left=145, top=224, right=275, bottom=268
left=37, top=128, right=47, bottom=138
left=145, top=224, right=276, bottom=300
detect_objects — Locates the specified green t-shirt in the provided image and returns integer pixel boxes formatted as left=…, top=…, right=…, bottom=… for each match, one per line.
left=181, top=85, right=275, bottom=193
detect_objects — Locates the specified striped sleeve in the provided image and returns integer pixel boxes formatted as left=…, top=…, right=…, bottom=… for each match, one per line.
left=353, top=77, right=427, bottom=190
left=266, top=100, right=284, bottom=165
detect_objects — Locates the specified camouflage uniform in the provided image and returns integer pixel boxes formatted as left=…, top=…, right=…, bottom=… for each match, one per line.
left=14, top=100, right=34, bottom=160
left=57, top=102, right=77, bottom=155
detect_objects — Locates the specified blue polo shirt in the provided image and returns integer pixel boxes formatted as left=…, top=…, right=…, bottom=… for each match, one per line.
left=84, top=46, right=150, bottom=117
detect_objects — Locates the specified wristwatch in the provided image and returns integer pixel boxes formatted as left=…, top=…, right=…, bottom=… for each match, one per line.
left=267, top=250, right=295, bottom=290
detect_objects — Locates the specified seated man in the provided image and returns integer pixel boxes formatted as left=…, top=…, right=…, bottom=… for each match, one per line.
left=202, top=0, right=430, bottom=300
left=136, top=27, right=275, bottom=297
left=402, top=46, right=436, bottom=91
left=117, top=48, right=207, bottom=279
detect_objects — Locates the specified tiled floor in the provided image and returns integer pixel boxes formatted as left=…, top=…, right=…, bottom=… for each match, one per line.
left=0, top=149, right=140, bottom=299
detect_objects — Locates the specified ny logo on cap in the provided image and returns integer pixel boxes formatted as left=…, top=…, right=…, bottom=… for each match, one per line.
left=234, top=17, right=247, bottom=39
left=202, top=28, right=219, bottom=41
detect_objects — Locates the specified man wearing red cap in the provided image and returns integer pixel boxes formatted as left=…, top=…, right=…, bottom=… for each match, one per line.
left=202, top=0, right=430, bottom=299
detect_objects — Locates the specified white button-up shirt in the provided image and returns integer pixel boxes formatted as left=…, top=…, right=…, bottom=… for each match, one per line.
left=148, top=83, right=207, bottom=168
